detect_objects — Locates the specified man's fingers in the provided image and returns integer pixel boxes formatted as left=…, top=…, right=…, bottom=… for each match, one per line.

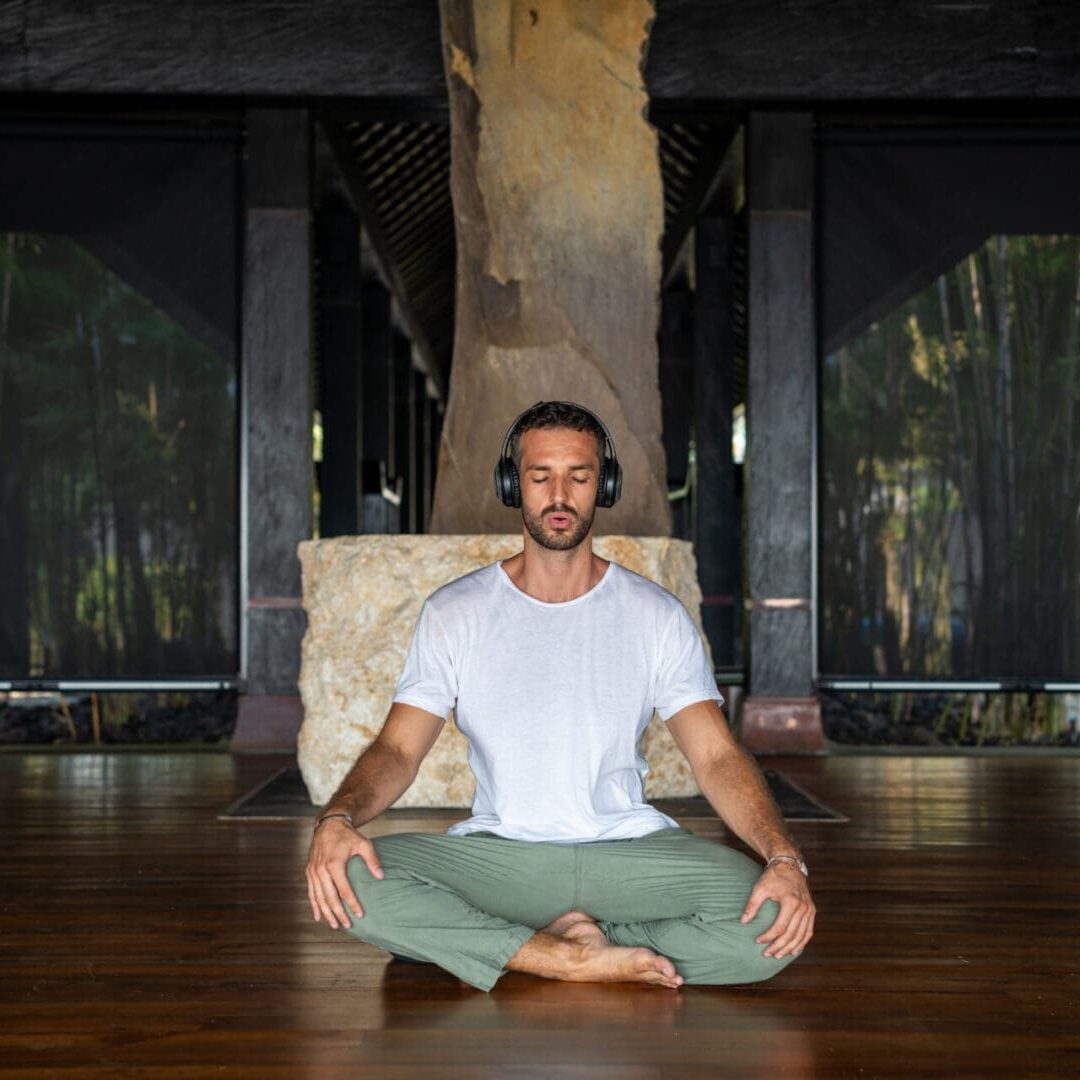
left=360, top=848, right=385, bottom=881
left=330, top=862, right=365, bottom=918
left=305, top=870, right=321, bottom=922
left=755, top=896, right=798, bottom=946
left=317, top=869, right=354, bottom=929
left=797, top=909, right=816, bottom=954
left=305, top=832, right=384, bottom=930
left=768, top=908, right=809, bottom=958
left=312, top=875, right=342, bottom=930
left=740, top=885, right=767, bottom=925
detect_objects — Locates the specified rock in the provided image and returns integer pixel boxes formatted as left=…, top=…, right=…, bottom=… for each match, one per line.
left=296, top=535, right=714, bottom=807
left=429, top=0, right=670, bottom=537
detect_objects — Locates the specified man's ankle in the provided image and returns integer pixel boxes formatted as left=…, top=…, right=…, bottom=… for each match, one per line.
left=505, top=930, right=587, bottom=980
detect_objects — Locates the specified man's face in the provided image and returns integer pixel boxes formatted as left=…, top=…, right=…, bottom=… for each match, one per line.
left=517, top=426, right=600, bottom=551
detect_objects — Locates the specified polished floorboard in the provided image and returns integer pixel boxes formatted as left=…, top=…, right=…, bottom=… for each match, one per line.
left=1, top=750, right=1077, bottom=1078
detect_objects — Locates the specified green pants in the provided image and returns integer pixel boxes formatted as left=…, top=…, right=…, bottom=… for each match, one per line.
left=343, top=826, right=797, bottom=991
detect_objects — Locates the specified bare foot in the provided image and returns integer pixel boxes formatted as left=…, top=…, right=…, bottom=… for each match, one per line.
left=540, top=910, right=607, bottom=947
left=507, top=930, right=684, bottom=990
left=569, top=942, right=684, bottom=989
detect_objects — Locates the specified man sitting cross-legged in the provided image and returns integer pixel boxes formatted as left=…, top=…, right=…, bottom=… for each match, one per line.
left=305, top=400, right=815, bottom=992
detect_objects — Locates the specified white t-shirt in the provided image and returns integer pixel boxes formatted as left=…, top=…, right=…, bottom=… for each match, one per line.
left=392, top=559, right=724, bottom=844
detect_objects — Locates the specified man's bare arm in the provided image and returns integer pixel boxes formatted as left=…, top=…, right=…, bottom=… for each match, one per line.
left=320, top=702, right=446, bottom=827
left=665, top=699, right=799, bottom=861
left=666, top=699, right=815, bottom=960
left=306, top=703, right=445, bottom=928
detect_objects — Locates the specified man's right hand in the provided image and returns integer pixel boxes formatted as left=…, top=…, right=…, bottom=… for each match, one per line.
left=305, top=819, right=385, bottom=929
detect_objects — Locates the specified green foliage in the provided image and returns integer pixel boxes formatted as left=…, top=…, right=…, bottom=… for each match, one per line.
left=1, top=234, right=237, bottom=677
left=821, top=235, right=1080, bottom=685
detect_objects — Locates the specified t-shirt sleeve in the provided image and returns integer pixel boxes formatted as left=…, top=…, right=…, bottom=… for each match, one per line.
left=653, top=602, right=725, bottom=721
left=391, top=601, right=458, bottom=719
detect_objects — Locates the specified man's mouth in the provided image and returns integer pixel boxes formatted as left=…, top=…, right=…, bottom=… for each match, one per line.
left=546, top=512, right=573, bottom=529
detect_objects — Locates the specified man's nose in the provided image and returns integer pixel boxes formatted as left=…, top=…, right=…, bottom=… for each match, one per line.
left=549, top=475, right=570, bottom=502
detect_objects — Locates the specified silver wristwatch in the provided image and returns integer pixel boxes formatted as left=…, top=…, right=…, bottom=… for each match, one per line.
left=765, top=854, right=809, bottom=877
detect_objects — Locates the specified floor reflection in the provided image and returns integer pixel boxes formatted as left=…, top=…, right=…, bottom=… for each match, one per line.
left=376, top=958, right=818, bottom=1074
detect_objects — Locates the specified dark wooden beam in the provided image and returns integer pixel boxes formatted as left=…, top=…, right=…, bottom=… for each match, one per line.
left=315, top=196, right=362, bottom=538
left=740, top=110, right=826, bottom=753
left=234, top=107, right=312, bottom=748
left=359, top=277, right=396, bottom=535
left=646, top=0, right=1073, bottom=102
left=745, top=111, right=815, bottom=700
left=391, top=332, right=412, bottom=534
left=693, top=216, right=740, bottom=670
left=0, top=1, right=446, bottom=101
left=3, top=2, right=1080, bottom=102
left=658, top=289, right=695, bottom=541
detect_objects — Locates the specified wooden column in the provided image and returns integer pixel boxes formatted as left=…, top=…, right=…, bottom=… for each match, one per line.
left=392, top=332, right=412, bottom=534
left=315, top=195, right=361, bottom=538
left=659, top=289, right=694, bottom=540
left=232, top=109, right=313, bottom=750
left=693, top=216, right=740, bottom=670
left=741, top=112, right=826, bottom=754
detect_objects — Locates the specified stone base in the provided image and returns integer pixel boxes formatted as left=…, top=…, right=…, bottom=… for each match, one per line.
left=231, top=694, right=304, bottom=751
left=296, top=535, right=715, bottom=807
left=739, top=696, right=827, bottom=755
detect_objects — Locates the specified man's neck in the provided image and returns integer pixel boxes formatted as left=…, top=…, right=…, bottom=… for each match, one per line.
left=502, top=535, right=609, bottom=604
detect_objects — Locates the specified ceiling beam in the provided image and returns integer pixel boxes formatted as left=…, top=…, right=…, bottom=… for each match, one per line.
left=661, top=124, right=740, bottom=286
left=3, top=2, right=1078, bottom=103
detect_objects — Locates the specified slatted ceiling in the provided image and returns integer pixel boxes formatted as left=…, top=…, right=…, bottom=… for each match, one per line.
left=658, top=122, right=711, bottom=232
left=332, top=117, right=739, bottom=395
left=339, top=118, right=456, bottom=368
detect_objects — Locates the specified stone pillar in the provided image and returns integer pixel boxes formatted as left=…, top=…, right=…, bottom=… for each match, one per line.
left=741, top=113, right=826, bottom=754
left=232, top=109, right=313, bottom=750
left=431, top=0, right=671, bottom=537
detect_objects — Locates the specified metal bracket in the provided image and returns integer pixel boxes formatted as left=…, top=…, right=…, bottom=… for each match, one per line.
left=667, top=440, right=697, bottom=502
left=379, top=460, right=403, bottom=507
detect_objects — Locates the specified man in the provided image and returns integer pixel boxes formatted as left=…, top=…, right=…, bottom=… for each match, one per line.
left=306, top=400, right=815, bottom=992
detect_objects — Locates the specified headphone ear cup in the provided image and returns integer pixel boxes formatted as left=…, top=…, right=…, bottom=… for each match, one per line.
left=600, top=456, right=622, bottom=508
left=493, top=457, right=522, bottom=508
left=508, top=459, right=521, bottom=508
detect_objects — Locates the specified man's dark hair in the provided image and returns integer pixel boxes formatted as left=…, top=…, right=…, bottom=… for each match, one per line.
left=509, top=401, right=606, bottom=471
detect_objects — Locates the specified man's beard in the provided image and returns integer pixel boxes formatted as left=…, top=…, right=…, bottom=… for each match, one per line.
left=522, top=502, right=595, bottom=551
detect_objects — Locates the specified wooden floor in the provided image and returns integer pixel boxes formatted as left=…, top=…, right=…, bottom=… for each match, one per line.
left=1, top=750, right=1078, bottom=1079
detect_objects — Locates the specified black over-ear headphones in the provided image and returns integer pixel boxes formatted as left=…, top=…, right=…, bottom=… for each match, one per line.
left=493, top=400, right=623, bottom=509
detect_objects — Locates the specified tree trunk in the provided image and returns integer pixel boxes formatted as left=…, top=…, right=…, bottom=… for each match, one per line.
left=431, top=0, right=670, bottom=535
left=938, top=275, right=975, bottom=670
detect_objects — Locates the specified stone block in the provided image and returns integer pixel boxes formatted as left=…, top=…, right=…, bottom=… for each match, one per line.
left=296, top=535, right=716, bottom=807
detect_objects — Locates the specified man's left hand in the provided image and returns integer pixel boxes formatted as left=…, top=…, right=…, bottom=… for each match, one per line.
left=740, top=863, right=815, bottom=959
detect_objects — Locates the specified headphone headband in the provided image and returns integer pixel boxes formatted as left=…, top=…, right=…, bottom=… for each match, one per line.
left=499, top=400, right=618, bottom=466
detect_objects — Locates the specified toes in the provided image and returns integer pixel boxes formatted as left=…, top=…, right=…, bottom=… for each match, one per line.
left=654, top=955, right=678, bottom=979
